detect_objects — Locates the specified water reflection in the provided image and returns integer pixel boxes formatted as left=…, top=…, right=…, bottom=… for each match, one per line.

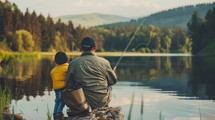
left=0, top=58, right=53, bottom=101
left=0, top=55, right=215, bottom=101
left=109, top=56, right=215, bottom=100
left=189, top=56, right=215, bottom=99
left=110, top=82, right=215, bottom=120
left=0, top=55, right=215, bottom=119
left=109, top=56, right=192, bottom=81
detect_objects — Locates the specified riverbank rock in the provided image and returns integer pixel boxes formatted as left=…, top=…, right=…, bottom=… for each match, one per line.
left=66, top=107, right=124, bottom=120
left=2, top=113, right=24, bottom=120
left=2, top=106, right=24, bottom=120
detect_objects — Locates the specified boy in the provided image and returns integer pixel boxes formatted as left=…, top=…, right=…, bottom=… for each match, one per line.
left=50, top=52, right=69, bottom=120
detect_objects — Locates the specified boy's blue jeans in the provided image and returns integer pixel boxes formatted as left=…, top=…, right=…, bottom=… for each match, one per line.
left=53, top=88, right=65, bottom=115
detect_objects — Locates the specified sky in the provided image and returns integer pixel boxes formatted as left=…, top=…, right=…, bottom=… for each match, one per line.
left=7, top=0, right=215, bottom=17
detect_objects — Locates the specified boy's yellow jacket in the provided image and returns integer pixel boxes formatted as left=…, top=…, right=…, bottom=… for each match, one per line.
left=50, top=63, right=69, bottom=90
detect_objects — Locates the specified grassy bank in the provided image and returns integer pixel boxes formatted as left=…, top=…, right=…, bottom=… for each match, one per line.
left=0, top=51, right=42, bottom=58
left=0, top=50, right=42, bottom=63
left=41, top=51, right=132, bottom=56
left=1, top=51, right=192, bottom=59
left=42, top=51, right=192, bottom=57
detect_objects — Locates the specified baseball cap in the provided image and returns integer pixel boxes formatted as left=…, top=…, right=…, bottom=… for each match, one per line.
left=81, top=36, right=95, bottom=51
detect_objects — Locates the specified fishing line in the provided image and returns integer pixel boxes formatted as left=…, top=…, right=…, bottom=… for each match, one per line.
left=133, top=16, right=155, bottom=50
left=114, top=16, right=153, bottom=70
left=133, top=30, right=153, bottom=50
left=114, top=19, right=146, bottom=69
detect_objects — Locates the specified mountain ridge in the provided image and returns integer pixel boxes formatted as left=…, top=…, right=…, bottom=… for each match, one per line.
left=54, top=2, right=215, bottom=28
left=54, top=12, right=131, bottom=27
left=102, top=3, right=215, bottom=29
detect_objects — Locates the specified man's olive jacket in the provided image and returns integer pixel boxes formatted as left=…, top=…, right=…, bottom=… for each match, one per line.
left=65, top=51, right=118, bottom=109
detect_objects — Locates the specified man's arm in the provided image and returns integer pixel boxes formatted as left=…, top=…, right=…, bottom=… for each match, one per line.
left=106, top=62, right=118, bottom=86
left=65, top=63, right=76, bottom=89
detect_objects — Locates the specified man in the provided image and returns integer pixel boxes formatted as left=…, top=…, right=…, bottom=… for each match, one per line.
left=66, top=36, right=118, bottom=109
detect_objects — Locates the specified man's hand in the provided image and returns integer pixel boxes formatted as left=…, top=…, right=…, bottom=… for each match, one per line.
left=113, top=66, right=116, bottom=71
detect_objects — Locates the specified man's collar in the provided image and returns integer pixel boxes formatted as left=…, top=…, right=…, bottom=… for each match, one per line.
left=81, top=51, right=96, bottom=56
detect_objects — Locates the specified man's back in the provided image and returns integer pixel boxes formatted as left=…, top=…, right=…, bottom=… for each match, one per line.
left=66, top=36, right=117, bottom=109
left=66, top=51, right=117, bottom=109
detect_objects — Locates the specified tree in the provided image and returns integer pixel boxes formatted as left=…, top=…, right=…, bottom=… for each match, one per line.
left=67, top=21, right=75, bottom=50
left=23, top=8, right=32, bottom=33
left=187, top=11, right=205, bottom=54
left=151, top=36, right=161, bottom=53
left=204, top=7, right=215, bottom=46
left=12, top=29, right=35, bottom=52
left=31, top=11, right=41, bottom=51
left=38, top=14, right=48, bottom=51
left=3, top=2, right=14, bottom=37
left=42, top=15, right=56, bottom=51
left=161, top=35, right=172, bottom=53
left=12, top=3, right=23, bottom=30
left=53, top=31, right=67, bottom=51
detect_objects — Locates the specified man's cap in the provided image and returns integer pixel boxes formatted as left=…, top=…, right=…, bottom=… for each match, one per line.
left=81, top=36, right=95, bottom=51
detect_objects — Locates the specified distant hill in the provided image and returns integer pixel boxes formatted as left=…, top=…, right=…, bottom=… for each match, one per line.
left=54, top=3, right=215, bottom=28
left=53, top=13, right=131, bottom=27
left=103, top=3, right=215, bottom=29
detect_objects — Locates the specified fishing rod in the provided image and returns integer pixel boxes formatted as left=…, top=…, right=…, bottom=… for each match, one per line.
left=114, top=16, right=153, bottom=70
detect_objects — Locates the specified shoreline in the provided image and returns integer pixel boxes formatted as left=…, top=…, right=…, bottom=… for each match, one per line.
left=41, top=52, right=192, bottom=57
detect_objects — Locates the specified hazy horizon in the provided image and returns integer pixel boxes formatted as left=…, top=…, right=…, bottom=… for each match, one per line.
left=7, top=0, right=215, bottom=17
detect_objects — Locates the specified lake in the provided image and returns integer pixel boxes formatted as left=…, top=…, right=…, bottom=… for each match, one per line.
left=0, top=54, right=215, bottom=120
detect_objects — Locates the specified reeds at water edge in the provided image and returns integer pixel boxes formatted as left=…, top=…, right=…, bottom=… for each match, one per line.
left=0, top=87, right=12, bottom=119
left=198, top=102, right=202, bottom=120
left=128, top=92, right=135, bottom=120
left=46, top=104, right=52, bottom=120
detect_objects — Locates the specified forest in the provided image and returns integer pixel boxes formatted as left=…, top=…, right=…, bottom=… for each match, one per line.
left=105, top=3, right=215, bottom=29
left=187, top=7, right=215, bottom=55
left=0, top=1, right=214, bottom=54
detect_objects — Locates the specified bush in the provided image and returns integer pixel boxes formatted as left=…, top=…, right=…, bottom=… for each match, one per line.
left=139, top=48, right=146, bottom=53
left=96, top=47, right=105, bottom=52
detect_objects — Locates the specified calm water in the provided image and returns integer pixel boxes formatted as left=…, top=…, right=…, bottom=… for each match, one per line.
left=1, top=55, right=215, bottom=120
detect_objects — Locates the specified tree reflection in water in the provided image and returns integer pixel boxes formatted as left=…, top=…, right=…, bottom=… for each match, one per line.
left=0, top=55, right=215, bottom=101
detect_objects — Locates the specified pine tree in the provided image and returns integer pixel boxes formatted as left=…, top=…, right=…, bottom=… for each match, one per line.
left=187, top=11, right=205, bottom=54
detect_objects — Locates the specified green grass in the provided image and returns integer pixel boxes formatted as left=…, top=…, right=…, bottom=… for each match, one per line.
left=46, top=105, right=52, bottom=120
left=0, top=87, right=12, bottom=119
left=0, top=51, right=42, bottom=65
left=0, top=51, right=42, bottom=60
left=0, top=51, right=14, bottom=62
